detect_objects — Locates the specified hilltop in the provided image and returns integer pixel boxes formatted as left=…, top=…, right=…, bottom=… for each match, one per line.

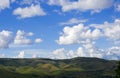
left=0, top=57, right=118, bottom=78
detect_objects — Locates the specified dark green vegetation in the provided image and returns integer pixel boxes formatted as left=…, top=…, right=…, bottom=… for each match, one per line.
left=115, top=61, right=120, bottom=78
left=0, top=57, right=118, bottom=78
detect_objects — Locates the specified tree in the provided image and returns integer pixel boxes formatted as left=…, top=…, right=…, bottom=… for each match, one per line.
left=115, top=61, right=120, bottom=78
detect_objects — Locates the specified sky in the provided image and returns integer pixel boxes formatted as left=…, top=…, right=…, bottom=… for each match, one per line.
left=0, top=0, right=120, bottom=60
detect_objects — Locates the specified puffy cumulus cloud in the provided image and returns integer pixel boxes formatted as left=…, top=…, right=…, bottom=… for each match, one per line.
left=48, top=0, right=67, bottom=8
left=66, top=50, right=77, bottom=58
left=91, top=19, right=120, bottom=44
left=18, top=51, right=25, bottom=58
left=51, top=48, right=77, bottom=59
left=103, top=20, right=120, bottom=41
left=13, top=4, right=46, bottom=18
left=58, top=19, right=120, bottom=45
left=0, top=30, right=42, bottom=49
left=0, top=0, right=15, bottom=11
left=76, top=42, right=104, bottom=58
left=48, top=0, right=113, bottom=13
left=76, top=47, right=86, bottom=57
left=63, top=0, right=113, bottom=12
left=56, top=24, right=102, bottom=45
left=51, top=45, right=104, bottom=59
left=51, top=42, right=104, bottom=59
left=60, top=18, right=88, bottom=25
left=35, top=38, right=42, bottom=43
left=82, top=43, right=104, bottom=58
left=52, top=48, right=67, bottom=59
left=51, top=45, right=120, bottom=60
left=14, top=30, right=33, bottom=45
left=0, top=30, right=13, bottom=48
left=108, top=46, right=120, bottom=55
left=0, top=0, right=10, bottom=11
left=48, top=0, right=67, bottom=5
left=15, top=49, right=48, bottom=58
left=55, top=19, right=120, bottom=59
left=104, top=46, right=120, bottom=60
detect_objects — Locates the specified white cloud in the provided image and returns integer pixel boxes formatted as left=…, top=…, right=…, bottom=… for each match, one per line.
left=13, top=4, right=46, bottom=18
left=0, top=30, right=42, bottom=48
left=35, top=38, right=42, bottom=43
left=14, top=30, right=33, bottom=45
left=56, top=24, right=102, bottom=45
left=18, top=51, right=25, bottom=58
left=55, top=19, right=120, bottom=59
left=52, top=48, right=67, bottom=59
left=91, top=19, right=120, bottom=44
left=27, top=32, right=34, bottom=36
left=82, top=43, right=104, bottom=58
left=0, top=30, right=13, bottom=48
left=0, top=0, right=10, bottom=11
left=48, top=0, right=67, bottom=5
left=107, top=46, right=120, bottom=56
left=50, top=45, right=120, bottom=60
left=48, top=0, right=113, bottom=13
left=32, top=54, right=37, bottom=58
left=51, top=45, right=104, bottom=59
left=77, top=47, right=85, bottom=57
left=0, top=54, right=5, bottom=58
left=58, top=19, right=120, bottom=45
left=15, top=49, right=48, bottom=58
left=103, top=20, right=120, bottom=41
left=105, top=46, right=120, bottom=60
left=66, top=50, right=77, bottom=58
left=0, top=0, right=15, bottom=11
left=60, top=18, right=88, bottom=25
left=51, top=48, right=77, bottom=59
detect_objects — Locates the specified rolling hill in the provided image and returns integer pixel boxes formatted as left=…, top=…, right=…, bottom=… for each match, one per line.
left=0, top=57, right=118, bottom=78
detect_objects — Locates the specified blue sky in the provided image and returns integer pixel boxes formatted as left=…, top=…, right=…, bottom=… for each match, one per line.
left=0, top=0, right=120, bottom=60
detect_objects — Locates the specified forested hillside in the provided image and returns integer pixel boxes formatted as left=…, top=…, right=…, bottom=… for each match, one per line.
left=0, top=57, right=118, bottom=78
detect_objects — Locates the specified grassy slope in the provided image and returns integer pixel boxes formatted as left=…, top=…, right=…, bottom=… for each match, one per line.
left=0, top=57, right=118, bottom=78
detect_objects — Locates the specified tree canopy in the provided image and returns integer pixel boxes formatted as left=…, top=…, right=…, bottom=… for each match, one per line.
left=115, top=61, right=120, bottom=78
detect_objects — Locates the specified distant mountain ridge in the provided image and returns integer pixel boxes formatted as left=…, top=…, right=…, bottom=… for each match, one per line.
left=0, top=57, right=118, bottom=78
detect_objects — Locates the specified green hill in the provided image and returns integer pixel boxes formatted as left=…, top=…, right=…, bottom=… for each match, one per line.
left=0, top=57, right=118, bottom=78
